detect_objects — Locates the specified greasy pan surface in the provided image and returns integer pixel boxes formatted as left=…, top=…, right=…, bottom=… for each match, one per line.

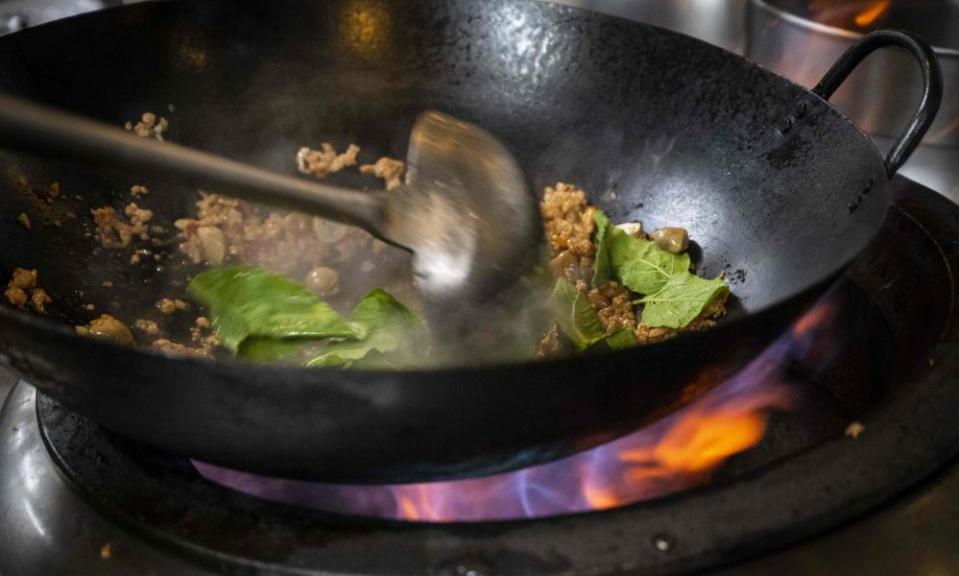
left=0, top=0, right=888, bottom=482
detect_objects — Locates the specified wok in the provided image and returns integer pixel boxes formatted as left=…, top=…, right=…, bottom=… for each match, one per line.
left=0, top=1, right=941, bottom=483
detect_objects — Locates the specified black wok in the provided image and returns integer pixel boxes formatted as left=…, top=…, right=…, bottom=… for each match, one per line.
left=0, top=1, right=941, bottom=483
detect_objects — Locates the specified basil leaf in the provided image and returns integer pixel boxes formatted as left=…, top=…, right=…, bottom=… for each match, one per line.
left=604, top=329, right=637, bottom=350
left=188, top=266, right=363, bottom=352
left=640, top=273, right=729, bottom=329
left=238, top=337, right=309, bottom=362
left=592, top=210, right=612, bottom=286
left=549, top=278, right=607, bottom=351
left=306, top=289, right=423, bottom=368
left=611, top=233, right=690, bottom=295
left=592, top=210, right=691, bottom=295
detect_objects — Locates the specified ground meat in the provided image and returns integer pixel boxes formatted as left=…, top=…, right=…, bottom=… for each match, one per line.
left=360, top=157, right=405, bottom=190
left=537, top=324, right=561, bottom=358
left=9, top=268, right=37, bottom=290
left=125, top=112, right=168, bottom=141
left=29, top=289, right=51, bottom=314
left=541, top=183, right=597, bottom=280
left=17, top=212, right=30, bottom=229
left=157, top=298, right=188, bottom=314
left=124, top=203, right=153, bottom=227
left=175, top=192, right=369, bottom=276
left=130, top=185, right=148, bottom=198
left=92, top=206, right=150, bottom=248
left=76, top=314, right=133, bottom=345
left=152, top=339, right=210, bottom=358
left=4, top=268, right=50, bottom=314
left=634, top=324, right=678, bottom=346
left=587, top=281, right=636, bottom=332
left=189, top=317, right=220, bottom=349
left=845, top=421, right=866, bottom=439
left=130, top=249, right=152, bottom=265
left=4, top=287, right=26, bottom=308
left=296, top=144, right=360, bottom=178
left=134, top=319, right=160, bottom=336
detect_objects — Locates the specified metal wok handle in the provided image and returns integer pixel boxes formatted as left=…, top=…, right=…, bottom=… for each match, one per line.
left=812, top=30, right=943, bottom=178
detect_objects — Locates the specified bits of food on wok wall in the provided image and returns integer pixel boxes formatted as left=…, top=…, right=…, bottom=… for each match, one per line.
left=2, top=111, right=729, bottom=367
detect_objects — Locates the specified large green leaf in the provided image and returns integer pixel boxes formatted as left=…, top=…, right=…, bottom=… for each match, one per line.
left=549, top=278, right=608, bottom=351
left=609, top=231, right=690, bottom=295
left=188, top=266, right=362, bottom=352
left=640, top=273, right=729, bottom=329
left=592, top=210, right=613, bottom=286
left=307, top=289, right=423, bottom=368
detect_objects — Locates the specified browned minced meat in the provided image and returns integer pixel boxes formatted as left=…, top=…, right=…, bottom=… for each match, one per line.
left=157, top=298, right=188, bottom=315
left=9, top=267, right=37, bottom=291
left=587, top=281, right=636, bottom=333
left=176, top=192, right=376, bottom=278
left=537, top=324, right=561, bottom=358
left=29, top=289, right=51, bottom=315
left=76, top=314, right=133, bottom=345
left=360, top=157, right=406, bottom=191
left=92, top=205, right=151, bottom=248
left=134, top=319, right=161, bottom=336
left=296, top=144, right=360, bottom=178
left=189, top=318, right=220, bottom=349
left=130, top=185, right=149, bottom=198
left=124, top=203, right=153, bottom=227
left=152, top=339, right=210, bottom=359
left=3, top=286, right=26, bottom=308
left=541, top=183, right=597, bottom=281
left=125, top=112, right=168, bottom=141
left=4, top=268, right=50, bottom=314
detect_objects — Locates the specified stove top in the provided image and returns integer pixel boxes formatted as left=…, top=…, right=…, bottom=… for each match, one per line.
left=1, top=175, right=958, bottom=576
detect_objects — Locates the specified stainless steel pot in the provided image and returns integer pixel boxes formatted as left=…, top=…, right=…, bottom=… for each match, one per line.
left=551, top=0, right=748, bottom=53
left=746, top=0, right=959, bottom=198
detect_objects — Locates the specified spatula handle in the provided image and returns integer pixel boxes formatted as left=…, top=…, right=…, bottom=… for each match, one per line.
left=0, top=94, right=386, bottom=231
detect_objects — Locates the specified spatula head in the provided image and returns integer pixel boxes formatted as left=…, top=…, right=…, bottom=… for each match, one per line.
left=385, top=111, right=541, bottom=304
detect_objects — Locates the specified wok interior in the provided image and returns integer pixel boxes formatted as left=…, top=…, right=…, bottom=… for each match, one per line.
left=0, top=0, right=888, bottom=356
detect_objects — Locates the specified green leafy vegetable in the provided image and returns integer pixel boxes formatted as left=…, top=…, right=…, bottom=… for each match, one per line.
left=640, top=273, right=729, bottom=329
left=237, top=337, right=310, bottom=362
left=188, top=266, right=363, bottom=352
left=549, top=278, right=608, bottom=351
left=549, top=278, right=636, bottom=352
left=592, top=211, right=613, bottom=286
left=604, top=329, right=637, bottom=350
left=606, top=228, right=690, bottom=295
left=307, top=289, right=423, bottom=368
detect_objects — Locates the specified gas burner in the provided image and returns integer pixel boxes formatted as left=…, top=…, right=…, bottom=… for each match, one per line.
left=2, top=176, right=958, bottom=575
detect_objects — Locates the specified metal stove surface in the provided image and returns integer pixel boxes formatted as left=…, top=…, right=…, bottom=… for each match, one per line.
left=6, top=384, right=957, bottom=576
left=1, top=175, right=958, bottom=576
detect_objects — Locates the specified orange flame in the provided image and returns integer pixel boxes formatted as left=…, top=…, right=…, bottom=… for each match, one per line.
left=854, top=0, right=891, bottom=27
left=394, top=386, right=788, bottom=518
